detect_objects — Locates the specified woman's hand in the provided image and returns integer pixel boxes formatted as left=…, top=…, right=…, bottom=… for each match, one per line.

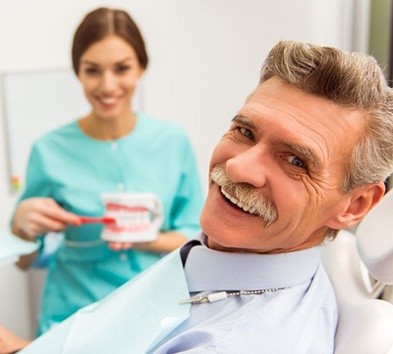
left=12, top=197, right=81, bottom=240
left=0, top=325, right=30, bottom=354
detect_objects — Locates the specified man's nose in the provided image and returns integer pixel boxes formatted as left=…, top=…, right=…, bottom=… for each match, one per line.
left=226, top=146, right=268, bottom=188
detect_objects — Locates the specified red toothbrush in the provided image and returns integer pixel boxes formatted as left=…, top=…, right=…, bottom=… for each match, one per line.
left=78, top=216, right=116, bottom=224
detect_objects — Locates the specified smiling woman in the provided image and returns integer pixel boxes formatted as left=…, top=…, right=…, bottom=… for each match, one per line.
left=8, top=7, right=204, bottom=340
left=77, top=35, right=144, bottom=139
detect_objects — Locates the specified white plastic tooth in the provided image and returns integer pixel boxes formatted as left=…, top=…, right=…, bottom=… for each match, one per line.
left=237, top=201, right=244, bottom=208
left=248, top=207, right=256, bottom=214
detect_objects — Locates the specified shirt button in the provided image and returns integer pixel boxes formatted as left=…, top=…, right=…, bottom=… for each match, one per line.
left=120, top=253, right=128, bottom=261
left=111, top=142, right=118, bottom=150
left=118, top=183, right=125, bottom=191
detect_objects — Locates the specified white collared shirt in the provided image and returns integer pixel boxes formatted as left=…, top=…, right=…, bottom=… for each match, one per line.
left=150, top=234, right=337, bottom=353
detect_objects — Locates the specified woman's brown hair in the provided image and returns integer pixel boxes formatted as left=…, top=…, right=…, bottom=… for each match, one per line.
left=72, top=7, right=148, bottom=74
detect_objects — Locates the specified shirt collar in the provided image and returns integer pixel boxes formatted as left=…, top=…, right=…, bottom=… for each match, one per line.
left=183, top=233, right=322, bottom=292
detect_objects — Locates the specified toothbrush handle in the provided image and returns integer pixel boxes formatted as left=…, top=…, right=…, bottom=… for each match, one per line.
left=79, top=216, right=116, bottom=224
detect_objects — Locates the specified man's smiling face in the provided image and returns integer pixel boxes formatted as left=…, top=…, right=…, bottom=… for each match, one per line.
left=200, top=77, right=367, bottom=254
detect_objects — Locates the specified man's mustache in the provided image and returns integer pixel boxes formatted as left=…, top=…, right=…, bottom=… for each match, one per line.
left=210, top=165, right=278, bottom=226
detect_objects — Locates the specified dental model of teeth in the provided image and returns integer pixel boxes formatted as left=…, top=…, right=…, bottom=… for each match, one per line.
left=106, top=209, right=152, bottom=231
left=101, top=201, right=163, bottom=242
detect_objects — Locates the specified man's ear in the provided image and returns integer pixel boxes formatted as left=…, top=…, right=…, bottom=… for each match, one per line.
left=327, top=181, right=386, bottom=229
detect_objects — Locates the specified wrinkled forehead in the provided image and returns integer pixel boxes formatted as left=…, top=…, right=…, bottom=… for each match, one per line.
left=248, top=77, right=367, bottom=132
left=240, top=78, right=367, bottom=165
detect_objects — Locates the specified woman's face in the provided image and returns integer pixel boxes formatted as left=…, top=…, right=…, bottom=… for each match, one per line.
left=78, top=35, right=144, bottom=120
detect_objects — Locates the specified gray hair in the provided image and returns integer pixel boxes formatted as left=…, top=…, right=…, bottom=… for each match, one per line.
left=260, top=40, right=393, bottom=193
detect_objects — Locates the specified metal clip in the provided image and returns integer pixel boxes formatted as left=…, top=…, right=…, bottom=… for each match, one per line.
left=179, top=293, right=208, bottom=305
left=179, top=291, right=228, bottom=305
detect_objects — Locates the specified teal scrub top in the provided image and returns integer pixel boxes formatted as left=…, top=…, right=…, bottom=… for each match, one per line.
left=16, top=112, right=204, bottom=335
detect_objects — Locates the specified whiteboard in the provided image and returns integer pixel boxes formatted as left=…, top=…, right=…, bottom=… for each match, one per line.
left=2, top=68, right=143, bottom=193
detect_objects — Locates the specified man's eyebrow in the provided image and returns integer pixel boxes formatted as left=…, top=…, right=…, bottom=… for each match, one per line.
left=231, top=115, right=256, bottom=129
left=284, top=141, right=319, bottom=166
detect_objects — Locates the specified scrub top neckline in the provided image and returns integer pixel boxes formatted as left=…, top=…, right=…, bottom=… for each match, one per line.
left=73, top=111, right=141, bottom=143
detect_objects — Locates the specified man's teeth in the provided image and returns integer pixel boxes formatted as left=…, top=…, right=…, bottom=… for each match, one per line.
left=221, top=188, right=257, bottom=215
left=221, top=188, right=239, bottom=204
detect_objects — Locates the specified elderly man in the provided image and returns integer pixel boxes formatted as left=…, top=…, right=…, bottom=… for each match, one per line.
left=9, top=40, right=393, bottom=353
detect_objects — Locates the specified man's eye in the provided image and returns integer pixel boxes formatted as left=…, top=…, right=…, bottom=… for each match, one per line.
left=287, top=155, right=306, bottom=169
left=239, top=127, right=254, bottom=140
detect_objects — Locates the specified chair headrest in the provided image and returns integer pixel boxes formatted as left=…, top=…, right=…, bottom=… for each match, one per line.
left=356, top=188, right=393, bottom=284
